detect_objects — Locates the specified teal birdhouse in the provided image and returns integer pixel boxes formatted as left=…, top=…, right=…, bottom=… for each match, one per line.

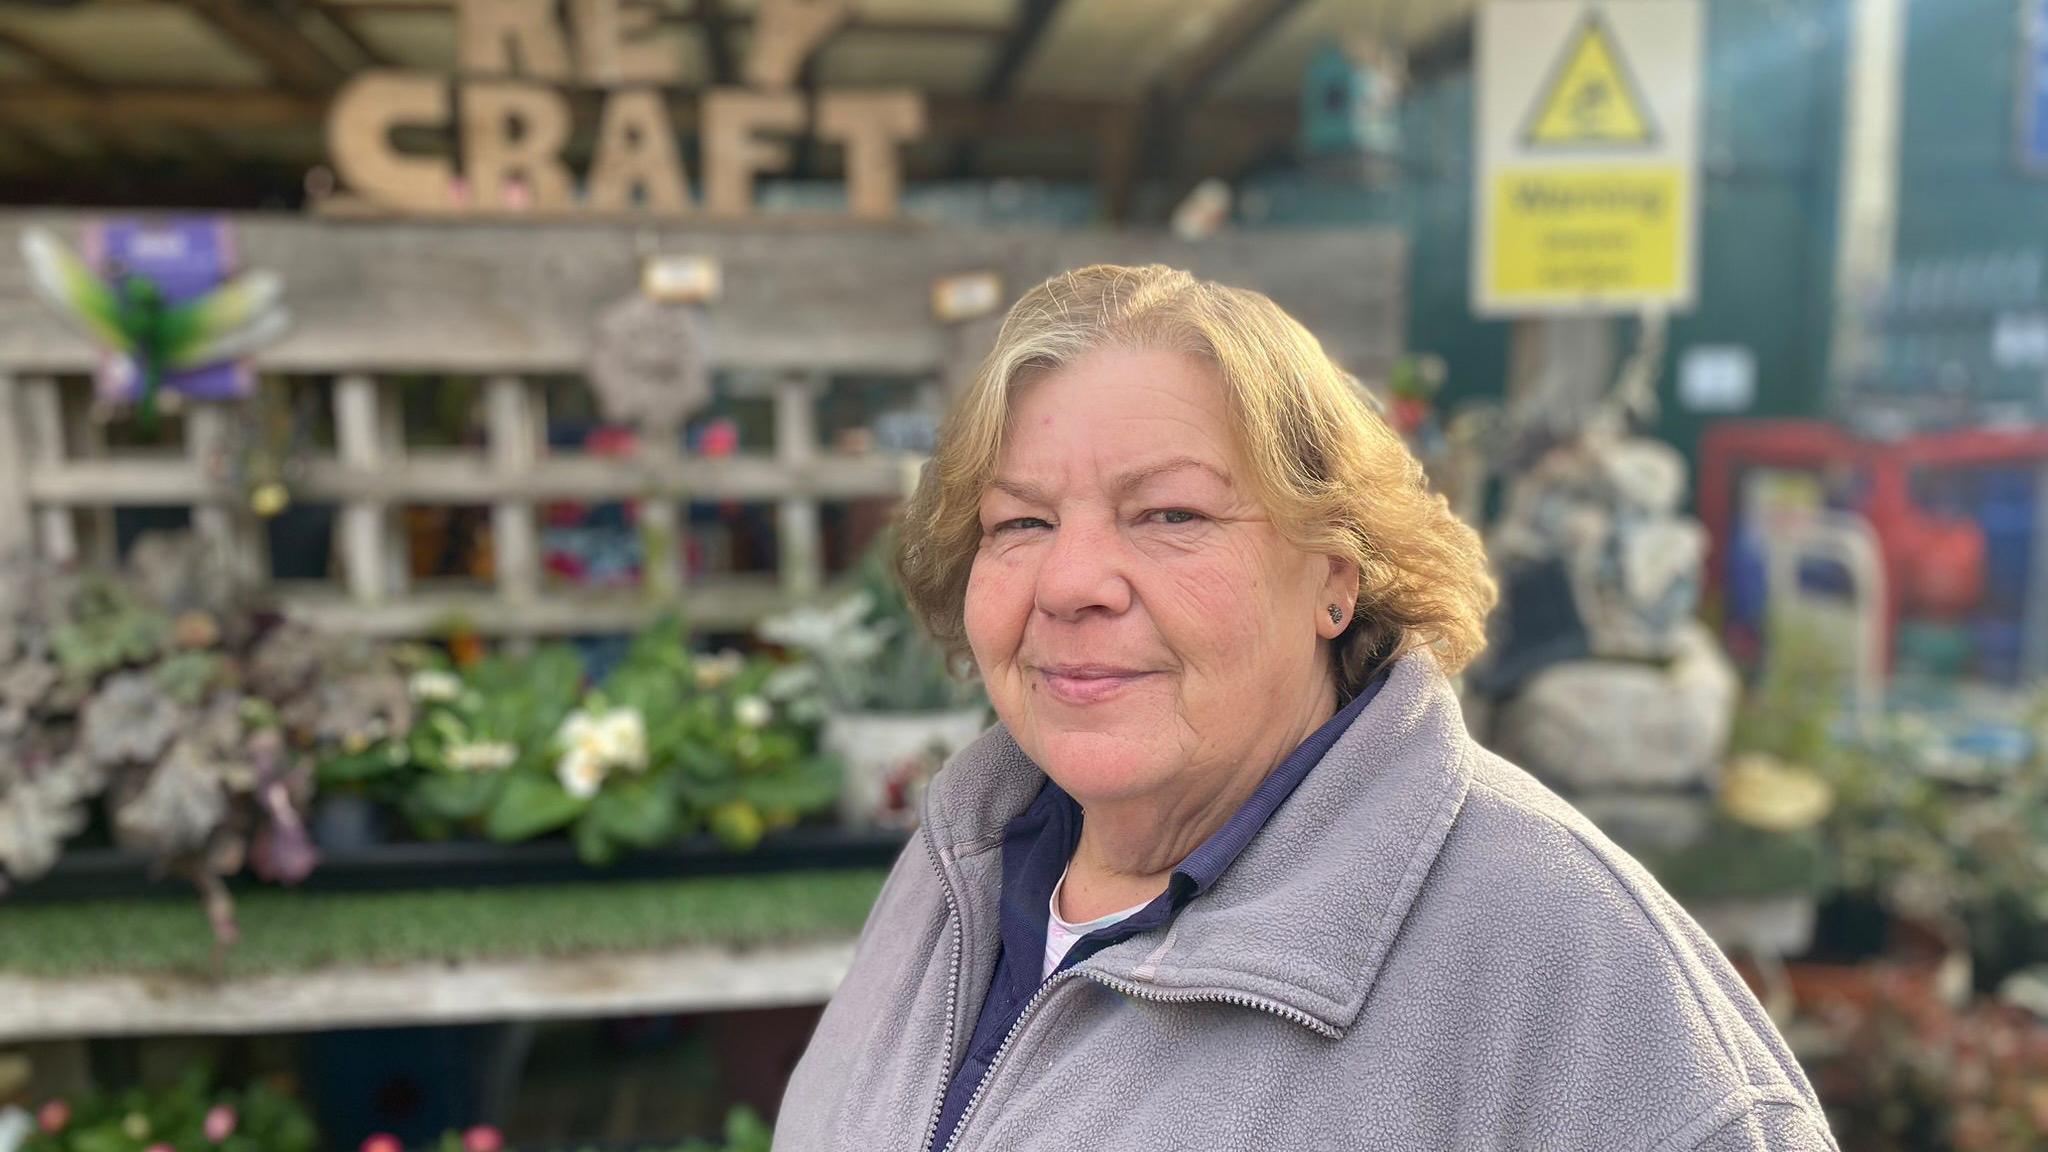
left=1299, top=39, right=1405, bottom=167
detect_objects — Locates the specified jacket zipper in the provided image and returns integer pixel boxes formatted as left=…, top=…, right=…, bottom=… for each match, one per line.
left=936, top=971, right=1078, bottom=1152
left=918, top=823, right=967, bottom=1152
left=934, top=970, right=1340, bottom=1152
left=1085, top=973, right=1342, bottom=1038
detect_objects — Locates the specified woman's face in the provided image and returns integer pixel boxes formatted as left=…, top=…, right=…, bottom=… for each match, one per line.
left=965, top=344, right=1358, bottom=809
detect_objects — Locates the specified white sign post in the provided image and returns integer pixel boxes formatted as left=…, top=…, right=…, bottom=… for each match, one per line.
left=1473, top=0, right=1704, bottom=316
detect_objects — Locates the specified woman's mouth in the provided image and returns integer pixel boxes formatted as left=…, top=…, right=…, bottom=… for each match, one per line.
left=1036, top=664, right=1156, bottom=705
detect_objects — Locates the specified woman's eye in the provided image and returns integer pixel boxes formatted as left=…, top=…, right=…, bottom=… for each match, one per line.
left=992, top=517, right=1051, bottom=534
left=1148, top=509, right=1204, bottom=526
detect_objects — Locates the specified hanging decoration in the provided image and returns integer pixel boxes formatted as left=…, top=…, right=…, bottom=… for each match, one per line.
left=1299, top=37, right=1407, bottom=183
left=19, top=220, right=290, bottom=431
left=587, top=294, right=713, bottom=435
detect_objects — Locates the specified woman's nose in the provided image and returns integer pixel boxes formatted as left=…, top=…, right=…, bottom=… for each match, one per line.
left=1033, top=517, right=1133, bottom=621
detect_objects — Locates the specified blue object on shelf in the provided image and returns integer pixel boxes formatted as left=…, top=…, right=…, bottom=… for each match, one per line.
left=1972, top=615, right=2026, bottom=684
left=1728, top=527, right=1768, bottom=633
left=1975, top=467, right=2035, bottom=614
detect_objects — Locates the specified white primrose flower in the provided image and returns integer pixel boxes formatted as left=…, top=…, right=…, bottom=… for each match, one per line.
left=446, top=740, right=517, bottom=773
left=557, top=707, right=646, bottom=772
left=408, top=670, right=463, bottom=703
left=556, top=746, right=607, bottom=799
left=558, top=710, right=606, bottom=759
left=600, top=708, right=647, bottom=771
left=733, top=695, right=773, bottom=729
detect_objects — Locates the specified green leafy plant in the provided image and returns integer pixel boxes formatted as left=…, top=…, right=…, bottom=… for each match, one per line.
left=46, top=578, right=172, bottom=687
left=1736, top=613, right=2048, bottom=988
left=1812, top=992, right=2048, bottom=1151
left=318, top=618, right=840, bottom=863
left=22, top=1066, right=317, bottom=1152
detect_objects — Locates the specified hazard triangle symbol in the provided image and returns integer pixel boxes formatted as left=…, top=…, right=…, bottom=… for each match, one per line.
left=1522, top=12, right=1658, bottom=149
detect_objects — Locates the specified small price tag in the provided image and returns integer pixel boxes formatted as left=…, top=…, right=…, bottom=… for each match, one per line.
left=932, top=271, right=1002, bottom=322
left=642, top=255, right=722, bottom=303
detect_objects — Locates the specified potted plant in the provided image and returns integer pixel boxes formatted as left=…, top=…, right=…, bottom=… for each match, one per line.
left=758, top=533, right=987, bottom=831
left=0, top=535, right=321, bottom=948
left=317, top=617, right=841, bottom=861
left=19, top=1066, right=317, bottom=1152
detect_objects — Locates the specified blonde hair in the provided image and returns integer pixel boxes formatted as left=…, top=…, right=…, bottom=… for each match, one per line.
left=896, top=264, right=1495, bottom=695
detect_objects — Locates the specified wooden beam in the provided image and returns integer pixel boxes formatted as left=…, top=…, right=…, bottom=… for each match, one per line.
left=0, top=214, right=1397, bottom=376
left=0, top=27, right=93, bottom=88
left=1154, top=0, right=1308, bottom=110
left=174, top=0, right=351, bottom=94
left=1137, top=0, right=1309, bottom=218
left=0, top=29, right=197, bottom=172
left=0, top=82, right=1292, bottom=140
left=976, top=0, right=1065, bottom=100
left=279, top=0, right=999, bottom=38
left=0, top=127, right=67, bottom=171
left=951, top=0, right=1066, bottom=177
left=1096, top=102, right=1140, bottom=223
left=308, top=0, right=391, bottom=69
left=0, top=85, right=322, bottom=127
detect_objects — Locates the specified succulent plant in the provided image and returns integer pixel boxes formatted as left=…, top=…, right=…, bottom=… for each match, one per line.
left=126, top=532, right=236, bottom=623
left=47, top=577, right=171, bottom=684
left=0, top=743, right=104, bottom=885
left=288, top=670, right=414, bottom=753
left=79, top=671, right=185, bottom=768
left=0, top=655, right=57, bottom=739
left=246, top=623, right=326, bottom=703
left=252, top=625, right=415, bottom=753
left=113, top=736, right=228, bottom=858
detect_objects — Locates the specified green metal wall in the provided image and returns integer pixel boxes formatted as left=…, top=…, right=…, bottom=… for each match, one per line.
left=1244, top=0, right=1850, bottom=467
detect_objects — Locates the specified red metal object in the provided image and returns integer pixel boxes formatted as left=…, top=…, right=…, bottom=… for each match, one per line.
left=1698, top=421, right=2048, bottom=666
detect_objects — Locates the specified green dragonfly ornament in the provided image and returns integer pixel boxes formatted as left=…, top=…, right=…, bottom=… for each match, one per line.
left=19, top=227, right=289, bottom=431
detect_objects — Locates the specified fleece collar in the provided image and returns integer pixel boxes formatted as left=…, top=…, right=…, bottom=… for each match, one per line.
left=919, top=652, right=1473, bottom=1036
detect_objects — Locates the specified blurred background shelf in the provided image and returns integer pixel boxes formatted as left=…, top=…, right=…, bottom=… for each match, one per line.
left=0, top=937, right=859, bottom=1042
left=7, top=827, right=912, bottom=905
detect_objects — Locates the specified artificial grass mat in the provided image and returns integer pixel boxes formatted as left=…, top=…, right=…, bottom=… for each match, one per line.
left=0, top=869, right=889, bottom=979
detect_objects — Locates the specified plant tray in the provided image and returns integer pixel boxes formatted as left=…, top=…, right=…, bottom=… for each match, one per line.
left=9, top=826, right=911, bottom=905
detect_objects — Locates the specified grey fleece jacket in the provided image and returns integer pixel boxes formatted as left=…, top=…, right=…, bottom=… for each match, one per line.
left=774, top=653, right=1839, bottom=1151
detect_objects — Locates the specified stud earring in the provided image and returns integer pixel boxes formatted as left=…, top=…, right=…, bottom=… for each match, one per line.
left=1327, top=604, right=1344, bottom=626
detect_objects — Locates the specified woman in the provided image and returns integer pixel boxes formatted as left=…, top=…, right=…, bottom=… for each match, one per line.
left=775, top=265, right=1835, bottom=1151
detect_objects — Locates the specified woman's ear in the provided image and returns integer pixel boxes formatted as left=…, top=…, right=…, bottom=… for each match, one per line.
left=1318, top=555, right=1362, bottom=640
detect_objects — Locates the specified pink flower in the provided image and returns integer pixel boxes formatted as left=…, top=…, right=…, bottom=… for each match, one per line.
left=205, top=1104, right=238, bottom=1142
left=361, top=1135, right=404, bottom=1152
left=462, top=1125, right=504, bottom=1152
left=36, top=1100, right=70, bottom=1133
left=697, top=420, right=739, bottom=457
left=146, top=1144, right=175, bottom=1152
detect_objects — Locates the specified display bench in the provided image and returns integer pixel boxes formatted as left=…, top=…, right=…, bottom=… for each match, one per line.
left=0, top=867, right=888, bottom=1041
left=0, top=939, right=860, bottom=1042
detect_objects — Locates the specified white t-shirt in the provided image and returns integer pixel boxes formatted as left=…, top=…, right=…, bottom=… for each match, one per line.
left=1042, top=865, right=1151, bottom=980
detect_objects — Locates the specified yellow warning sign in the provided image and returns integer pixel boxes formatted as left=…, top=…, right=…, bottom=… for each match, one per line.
left=1489, top=166, right=1685, bottom=301
left=1523, top=14, right=1657, bottom=149
left=1476, top=0, right=1700, bottom=314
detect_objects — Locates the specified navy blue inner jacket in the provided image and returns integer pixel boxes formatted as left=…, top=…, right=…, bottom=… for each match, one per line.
left=927, top=670, right=1388, bottom=1150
